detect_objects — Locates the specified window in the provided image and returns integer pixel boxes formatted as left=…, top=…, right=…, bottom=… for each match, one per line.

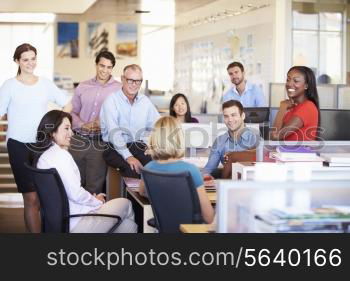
left=0, top=13, right=55, bottom=85
left=292, top=9, right=344, bottom=84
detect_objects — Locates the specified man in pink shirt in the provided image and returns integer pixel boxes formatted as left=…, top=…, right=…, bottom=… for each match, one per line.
left=69, top=51, right=121, bottom=194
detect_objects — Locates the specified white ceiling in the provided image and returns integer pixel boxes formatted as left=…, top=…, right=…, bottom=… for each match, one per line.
left=0, top=0, right=272, bottom=25
left=0, top=0, right=217, bottom=15
left=0, top=0, right=97, bottom=14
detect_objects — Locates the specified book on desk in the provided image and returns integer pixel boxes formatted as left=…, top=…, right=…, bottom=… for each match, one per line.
left=123, top=177, right=141, bottom=191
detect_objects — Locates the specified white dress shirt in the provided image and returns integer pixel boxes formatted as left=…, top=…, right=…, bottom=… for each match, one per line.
left=37, top=143, right=102, bottom=231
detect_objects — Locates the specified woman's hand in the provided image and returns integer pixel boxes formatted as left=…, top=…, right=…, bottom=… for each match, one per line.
left=203, top=174, right=215, bottom=188
left=93, top=193, right=106, bottom=203
left=280, top=99, right=295, bottom=111
left=82, top=120, right=100, bottom=132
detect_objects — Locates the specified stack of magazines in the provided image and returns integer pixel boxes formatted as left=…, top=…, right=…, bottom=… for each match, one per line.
left=254, top=206, right=350, bottom=233
left=270, top=146, right=324, bottom=167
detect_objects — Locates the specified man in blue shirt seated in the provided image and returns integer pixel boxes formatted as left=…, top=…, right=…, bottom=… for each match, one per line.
left=222, top=61, right=266, bottom=107
left=100, top=64, right=160, bottom=178
left=203, top=100, right=260, bottom=179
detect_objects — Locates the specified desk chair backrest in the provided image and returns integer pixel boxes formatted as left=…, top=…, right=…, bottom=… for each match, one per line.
left=141, top=168, right=203, bottom=233
left=221, top=149, right=257, bottom=179
left=25, top=163, right=70, bottom=233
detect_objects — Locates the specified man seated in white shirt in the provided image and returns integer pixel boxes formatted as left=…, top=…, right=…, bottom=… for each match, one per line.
left=100, top=64, right=160, bottom=178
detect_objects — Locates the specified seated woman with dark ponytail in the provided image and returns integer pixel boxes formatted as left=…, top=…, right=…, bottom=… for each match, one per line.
left=33, top=110, right=137, bottom=233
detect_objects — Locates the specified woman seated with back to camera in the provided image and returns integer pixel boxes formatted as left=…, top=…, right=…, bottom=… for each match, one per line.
left=139, top=116, right=214, bottom=224
left=270, top=66, right=320, bottom=141
left=169, top=93, right=199, bottom=123
left=33, top=110, right=137, bottom=233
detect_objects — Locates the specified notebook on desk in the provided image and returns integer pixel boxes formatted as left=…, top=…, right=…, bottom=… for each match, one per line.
left=123, top=177, right=141, bottom=190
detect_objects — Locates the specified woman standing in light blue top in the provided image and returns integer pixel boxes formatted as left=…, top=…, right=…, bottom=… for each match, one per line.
left=139, top=116, right=214, bottom=224
left=0, top=43, right=71, bottom=233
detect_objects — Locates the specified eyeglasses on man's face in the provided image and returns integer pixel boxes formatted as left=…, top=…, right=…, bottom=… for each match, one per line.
left=124, top=77, right=143, bottom=86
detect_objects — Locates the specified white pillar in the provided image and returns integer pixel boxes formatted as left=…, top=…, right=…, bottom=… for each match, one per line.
left=272, top=0, right=292, bottom=82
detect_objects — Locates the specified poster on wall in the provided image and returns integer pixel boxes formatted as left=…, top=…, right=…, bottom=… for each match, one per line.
left=57, top=22, right=79, bottom=58
left=87, top=22, right=109, bottom=57
left=116, top=23, right=137, bottom=58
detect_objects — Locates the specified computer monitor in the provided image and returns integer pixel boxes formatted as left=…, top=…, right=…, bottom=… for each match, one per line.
left=319, top=109, right=350, bottom=140
left=243, top=107, right=270, bottom=123
left=241, top=107, right=269, bottom=140
left=181, top=123, right=213, bottom=148
left=269, top=107, right=279, bottom=127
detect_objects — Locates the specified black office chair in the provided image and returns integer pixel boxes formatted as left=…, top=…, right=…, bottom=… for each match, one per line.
left=141, top=167, right=203, bottom=233
left=25, top=163, right=122, bottom=233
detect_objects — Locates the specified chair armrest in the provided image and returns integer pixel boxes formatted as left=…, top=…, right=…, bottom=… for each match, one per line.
left=147, top=218, right=156, bottom=228
left=67, top=214, right=122, bottom=233
left=69, top=214, right=121, bottom=220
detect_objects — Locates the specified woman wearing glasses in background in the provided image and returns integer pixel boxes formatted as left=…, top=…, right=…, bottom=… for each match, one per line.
left=169, top=93, right=198, bottom=123
left=0, top=43, right=71, bottom=233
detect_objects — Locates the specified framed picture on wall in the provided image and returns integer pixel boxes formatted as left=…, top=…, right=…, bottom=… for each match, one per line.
left=87, top=22, right=109, bottom=57
left=116, top=23, right=137, bottom=58
left=57, top=22, right=79, bottom=58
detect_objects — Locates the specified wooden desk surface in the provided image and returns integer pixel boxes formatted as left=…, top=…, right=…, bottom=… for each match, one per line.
left=180, top=224, right=213, bottom=233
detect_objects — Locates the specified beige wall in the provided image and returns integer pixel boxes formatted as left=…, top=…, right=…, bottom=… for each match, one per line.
left=174, top=0, right=279, bottom=111
left=54, top=14, right=140, bottom=83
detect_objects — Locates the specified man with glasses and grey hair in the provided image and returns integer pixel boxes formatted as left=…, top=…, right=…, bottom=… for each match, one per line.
left=100, top=64, right=160, bottom=178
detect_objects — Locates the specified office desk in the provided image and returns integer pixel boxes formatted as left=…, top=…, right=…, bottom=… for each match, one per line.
left=106, top=156, right=213, bottom=201
left=106, top=166, right=123, bottom=200
left=125, top=180, right=217, bottom=233
left=126, top=187, right=156, bottom=233
left=232, top=162, right=350, bottom=181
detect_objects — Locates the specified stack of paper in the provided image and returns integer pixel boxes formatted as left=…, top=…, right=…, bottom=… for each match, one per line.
left=123, top=177, right=141, bottom=188
left=320, top=153, right=350, bottom=167
left=272, top=146, right=324, bottom=166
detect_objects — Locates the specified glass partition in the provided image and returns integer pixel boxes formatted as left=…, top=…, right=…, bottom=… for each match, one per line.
left=259, top=140, right=350, bottom=162
left=217, top=180, right=350, bottom=233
